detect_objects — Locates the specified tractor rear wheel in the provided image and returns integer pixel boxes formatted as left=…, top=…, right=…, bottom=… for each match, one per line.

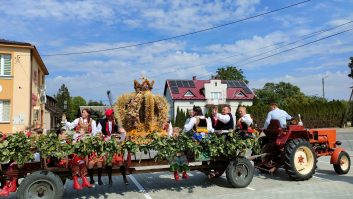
left=284, top=138, right=317, bottom=181
left=333, top=151, right=351, bottom=175
left=226, top=157, right=254, bottom=188
left=16, top=170, right=64, bottom=199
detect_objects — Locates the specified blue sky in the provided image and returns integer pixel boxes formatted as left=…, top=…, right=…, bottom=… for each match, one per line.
left=1, top=0, right=353, bottom=102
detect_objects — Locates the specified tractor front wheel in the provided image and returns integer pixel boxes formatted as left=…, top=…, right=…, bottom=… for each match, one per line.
left=333, top=151, right=351, bottom=175
left=284, top=138, right=317, bottom=181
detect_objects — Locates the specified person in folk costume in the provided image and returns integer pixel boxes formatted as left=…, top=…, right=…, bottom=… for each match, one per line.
left=184, top=106, right=214, bottom=140
left=0, top=132, right=17, bottom=197
left=168, top=127, right=190, bottom=181
left=210, top=106, right=220, bottom=130
left=236, top=106, right=255, bottom=139
left=184, top=106, right=215, bottom=178
left=56, top=127, right=94, bottom=190
left=0, top=130, right=45, bottom=197
left=65, top=108, right=102, bottom=185
left=211, top=104, right=234, bottom=131
left=96, top=109, right=129, bottom=186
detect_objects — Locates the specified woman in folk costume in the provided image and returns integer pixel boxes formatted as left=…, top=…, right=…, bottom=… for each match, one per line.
left=96, top=109, right=129, bottom=186
left=65, top=108, right=98, bottom=136
left=57, top=128, right=94, bottom=190
left=183, top=106, right=214, bottom=140
left=65, top=108, right=103, bottom=185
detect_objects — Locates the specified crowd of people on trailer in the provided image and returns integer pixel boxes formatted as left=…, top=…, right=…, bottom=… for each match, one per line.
left=0, top=103, right=291, bottom=196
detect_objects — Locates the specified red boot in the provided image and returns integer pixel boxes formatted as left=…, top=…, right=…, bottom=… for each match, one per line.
left=6, top=178, right=17, bottom=193
left=173, top=171, right=179, bottom=181
left=182, top=171, right=189, bottom=179
left=81, top=176, right=94, bottom=188
left=0, top=181, right=11, bottom=197
left=73, top=176, right=83, bottom=190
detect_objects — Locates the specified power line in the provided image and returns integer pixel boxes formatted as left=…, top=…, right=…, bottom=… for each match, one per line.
left=232, top=20, right=353, bottom=66
left=239, top=27, right=353, bottom=67
left=66, top=20, right=353, bottom=92
left=153, top=19, right=353, bottom=78
left=195, top=26, right=353, bottom=79
left=42, top=0, right=312, bottom=57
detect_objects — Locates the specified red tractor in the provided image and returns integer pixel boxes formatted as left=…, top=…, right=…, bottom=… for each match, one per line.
left=255, top=120, right=351, bottom=180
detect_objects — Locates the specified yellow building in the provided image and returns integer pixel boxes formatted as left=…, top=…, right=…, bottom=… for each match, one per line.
left=0, top=39, right=49, bottom=134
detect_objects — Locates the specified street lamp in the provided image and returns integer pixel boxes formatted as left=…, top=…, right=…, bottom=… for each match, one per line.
left=322, top=75, right=328, bottom=99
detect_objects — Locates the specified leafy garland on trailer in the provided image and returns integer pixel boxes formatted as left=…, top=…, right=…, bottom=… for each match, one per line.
left=0, top=130, right=259, bottom=165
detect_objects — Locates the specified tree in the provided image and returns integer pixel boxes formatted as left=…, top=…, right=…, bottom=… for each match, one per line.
left=54, top=84, right=71, bottom=120
left=70, top=96, right=87, bottom=119
left=214, top=66, right=249, bottom=84
left=254, top=82, right=306, bottom=105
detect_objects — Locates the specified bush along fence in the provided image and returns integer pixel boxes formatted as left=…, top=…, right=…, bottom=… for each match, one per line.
left=247, top=100, right=347, bottom=129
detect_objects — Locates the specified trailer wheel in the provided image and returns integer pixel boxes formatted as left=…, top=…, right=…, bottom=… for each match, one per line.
left=226, top=157, right=254, bottom=188
left=333, top=151, right=351, bottom=175
left=284, top=138, right=317, bottom=181
left=17, top=170, right=64, bottom=199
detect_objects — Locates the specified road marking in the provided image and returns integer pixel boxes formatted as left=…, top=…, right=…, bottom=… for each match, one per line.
left=129, top=175, right=153, bottom=199
left=246, top=187, right=256, bottom=191
left=318, top=160, right=353, bottom=168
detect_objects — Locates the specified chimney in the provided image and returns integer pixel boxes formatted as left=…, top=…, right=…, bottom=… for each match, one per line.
left=192, top=76, right=196, bottom=80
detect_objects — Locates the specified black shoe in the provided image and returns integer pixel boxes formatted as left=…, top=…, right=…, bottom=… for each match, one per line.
left=123, top=177, right=129, bottom=185
left=90, top=179, right=95, bottom=185
left=109, top=179, right=113, bottom=187
left=98, top=180, right=103, bottom=186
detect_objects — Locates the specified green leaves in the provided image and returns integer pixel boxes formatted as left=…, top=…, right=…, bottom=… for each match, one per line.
left=0, top=130, right=257, bottom=164
left=0, top=132, right=34, bottom=166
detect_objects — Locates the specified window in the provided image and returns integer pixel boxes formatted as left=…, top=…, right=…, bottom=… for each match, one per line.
left=211, top=92, right=221, bottom=99
left=235, top=92, right=246, bottom=97
left=211, top=92, right=221, bottom=103
left=184, top=90, right=195, bottom=97
left=0, top=100, right=10, bottom=122
left=0, top=54, right=12, bottom=76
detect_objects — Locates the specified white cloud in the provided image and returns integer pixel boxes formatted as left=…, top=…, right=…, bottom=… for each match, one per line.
left=0, top=0, right=115, bottom=22
left=249, top=71, right=352, bottom=100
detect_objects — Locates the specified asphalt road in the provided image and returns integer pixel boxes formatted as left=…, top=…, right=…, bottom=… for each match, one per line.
left=8, top=128, right=353, bottom=199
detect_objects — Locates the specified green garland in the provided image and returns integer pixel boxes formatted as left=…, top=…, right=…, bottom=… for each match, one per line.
left=0, top=132, right=34, bottom=167
left=0, top=130, right=258, bottom=165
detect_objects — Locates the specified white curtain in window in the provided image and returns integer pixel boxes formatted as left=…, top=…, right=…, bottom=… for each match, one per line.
left=0, top=54, right=11, bottom=76
left=0, top=100, right=10, bottom=122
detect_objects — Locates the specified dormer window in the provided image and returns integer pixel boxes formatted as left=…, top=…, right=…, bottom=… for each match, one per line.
left=235, top=91, right=246, bottom=97
left=184, top=90, right=195, bottom=97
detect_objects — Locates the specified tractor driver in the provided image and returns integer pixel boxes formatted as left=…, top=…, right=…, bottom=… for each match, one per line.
left=263, top=102, right=292, bottom=129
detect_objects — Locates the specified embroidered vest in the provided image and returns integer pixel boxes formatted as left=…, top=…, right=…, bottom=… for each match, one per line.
left=75, top=118, right=92, bottom=134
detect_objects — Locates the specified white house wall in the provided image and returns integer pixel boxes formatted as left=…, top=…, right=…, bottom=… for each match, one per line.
left=204, top=80, right=227, bottom=105
left=173, top=100, right=205, bottom=120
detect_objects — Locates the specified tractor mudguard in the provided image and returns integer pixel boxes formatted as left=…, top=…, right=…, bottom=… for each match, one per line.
left=330, top=148, right=345, bottom=164
left=276, top=132, right=291, bottom=147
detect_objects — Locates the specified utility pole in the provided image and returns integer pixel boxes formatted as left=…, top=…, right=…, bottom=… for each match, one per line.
left=322, top=75, right=328, bottom=99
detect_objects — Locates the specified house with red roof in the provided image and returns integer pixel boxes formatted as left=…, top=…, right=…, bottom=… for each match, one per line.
left=163, top=76, right=255, bottom=122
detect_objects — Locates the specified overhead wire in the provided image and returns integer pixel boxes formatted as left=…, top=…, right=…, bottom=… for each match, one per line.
left=42, top=0, right=312, bottom=56
left=67, top=20, right=353, bottom=92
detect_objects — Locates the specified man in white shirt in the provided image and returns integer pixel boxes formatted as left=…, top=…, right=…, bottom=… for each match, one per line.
left=263, top=103, right=292, bottom=129
left=237, top=106, right=253, bottom=130
left=211, top=105, right=234, bottom=130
